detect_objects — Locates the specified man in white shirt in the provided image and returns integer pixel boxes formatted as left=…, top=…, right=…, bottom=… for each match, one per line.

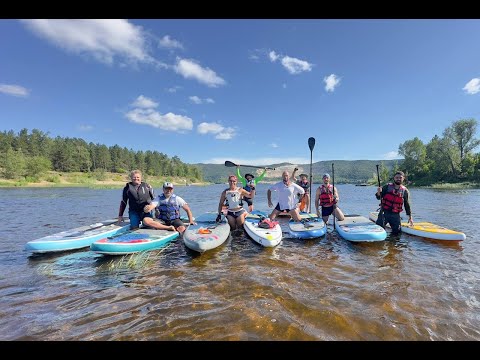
left=267, top=171, right=305, bottom=221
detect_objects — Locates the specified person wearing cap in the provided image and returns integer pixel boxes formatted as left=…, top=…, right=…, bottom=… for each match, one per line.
left=236, top=166, right=267, bottom=212
left=217, top=175, right=255, bottom=230
left=292, top=167, right=310, bottom=212
left=118, top=170, right=155, bottom=229
left=267, top=170, right=305, bottom=222
left=142, top=182, right=195, bottom=234
left=375, top=171, right=413, bottom=234
left=315, top=173, right=345, bottom=225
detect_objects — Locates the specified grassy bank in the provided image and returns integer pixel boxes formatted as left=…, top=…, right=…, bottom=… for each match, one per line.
left=426, top=182, right=480, bottom=189
left=0, top=171, right=208, bottom=189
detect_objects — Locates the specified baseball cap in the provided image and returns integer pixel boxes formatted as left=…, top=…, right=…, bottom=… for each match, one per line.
left=245, top=173, right=255, bottom=179
left=322, top=173, right=330, bottom=179
left=163, top=182, right=174, bottom=189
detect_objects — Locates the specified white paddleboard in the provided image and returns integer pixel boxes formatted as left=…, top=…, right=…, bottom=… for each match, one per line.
left=183, top=212, right=230, bottom=252
left=334, top=214, right=387, bottom=242
left=244, top=211, right=282, bottom=247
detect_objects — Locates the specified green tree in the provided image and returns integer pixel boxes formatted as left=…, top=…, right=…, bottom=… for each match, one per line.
left=398, top=137, right=426, bottom=178
left=26, top=156, right=52, bottom=177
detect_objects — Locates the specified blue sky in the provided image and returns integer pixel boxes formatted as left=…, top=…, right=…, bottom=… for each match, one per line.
left=1, top=19, right=479, bottom=166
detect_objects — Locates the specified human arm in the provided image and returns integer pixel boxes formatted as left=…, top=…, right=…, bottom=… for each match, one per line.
left=375, top=185, right=387, bottom=200
left=403, top=189, right=413, bottom=225
left=217, top=190, right=226, bottom=221
left=182, top=204, right=196, bottom=225
left=333, top=186, right=340, bottom=203
left=292, top=167, right=298, bottom=182
left=254, top=168, right=267, bottom=185
left=267, top=189, right=273, bottom=207
left=241, top=187, right=255, bottom=199
left=236, top=167, right=247, bottom=187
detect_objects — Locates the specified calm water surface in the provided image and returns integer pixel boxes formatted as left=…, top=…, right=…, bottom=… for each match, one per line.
left=0, top=184, right=479, bottom=340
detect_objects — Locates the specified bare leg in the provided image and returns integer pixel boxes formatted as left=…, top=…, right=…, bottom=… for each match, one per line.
left=142, top=218, right=176, bottom=231
left=249, top=204, right=254, bottom=212
left=176, top=225, right=186, bottom=234
left=269, top=209, right=280, bottom=220
left=322, top=216, right=329, bottom=224
left=227, top=215, right=237, bottom=230
left=333, top=207, right=345, bottom=221
left=290, top=208, right=302, bottom=222
left=237, top=212, right=248, bottom=228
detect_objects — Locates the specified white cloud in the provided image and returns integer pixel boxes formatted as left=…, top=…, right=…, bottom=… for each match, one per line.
left=204, top=157, right=310, bottom=165
left=20, top=19, right=152, bottom=66
left=159, top=35, right=184, bottom=50
left=324, top=74, right=341, bottom=92
left=281, top=56, right=313, bottom=75
left=174, top=58, right=226, bottom=87
left=126, top=108, right=193, bottom=132
left=268, top=50, right=313, bottom=75
left=197, top=122, right=236, bottom=140
left=0, top=84, right=29, bottom=97
left=463, top=78, right=480, bottom=95
left=78, top=124, right=93, bottom=131
left=189, top=96, right=215, bottom=104
left=269, top=51, right=279, bottom=62
left=166, top=86, right=182, bottom=93
left=282, top=83, right=287, bottom=89
left=132, top=95, right=158, bottom=108
left=189, top=96, right=202, bottom=104
left=270, top=143, right=278, bottom=148
left=383, top=151, right=401, bottom=160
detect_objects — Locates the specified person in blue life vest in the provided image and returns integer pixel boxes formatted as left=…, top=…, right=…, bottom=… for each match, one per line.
left=314, top=173, right=345, bottom=225
left=118, top=170, right=155, bottom=229
left=217, top=175, right=255, bottom=230
left=236, top=166, right=267, bottom=212
left=375, top=171, right=413, bottom=235
left=292, top=167, right=310, bottom=212
left=267, top=170, right=305, bottom=222
left=143, top=182, right=195, bottom=234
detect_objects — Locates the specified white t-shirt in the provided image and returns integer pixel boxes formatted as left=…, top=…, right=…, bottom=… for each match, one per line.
left=269, top=181, right=305, bottom=210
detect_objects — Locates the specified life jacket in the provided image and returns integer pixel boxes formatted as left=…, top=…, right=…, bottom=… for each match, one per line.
left=126, top=182, right=154, bottom=212
left=243, top=181, right=254, bottom=198
left=319, top=184, right=334, bottom=206
left=225, top=188, right=243, bottom=209
left=296, top=180, right=309, bottom=192
left=156, top=194, right=180, bottom=221
left=381, top=183, right=406, bottom=213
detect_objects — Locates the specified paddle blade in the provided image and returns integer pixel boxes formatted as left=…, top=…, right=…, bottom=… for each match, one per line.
left=308, top=137, right=316, bottom=151
left=225, top=160, right=237, bottom=167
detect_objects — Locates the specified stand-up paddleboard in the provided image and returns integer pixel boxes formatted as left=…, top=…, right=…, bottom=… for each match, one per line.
left=334, top=214, right=387, bottom=242
left=25, top=219, right=131, bottom=254
left=244, top=211, right=282, bottom=247
left=183, top=212, right=230, bottom=253
left=369, top=211, right=466, bottom=241
left=288, top=213, right=327, bottom=239
left=90, top=228, right=179, bottom=255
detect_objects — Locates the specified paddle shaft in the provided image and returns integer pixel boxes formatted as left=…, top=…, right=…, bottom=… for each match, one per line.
left=224, top=160, right=275, bottom=170
left=332, top=163, right=336, bottom=229
left=308, top=137, right=315, bottom=213
left=376, top=164, right=385, bottom=227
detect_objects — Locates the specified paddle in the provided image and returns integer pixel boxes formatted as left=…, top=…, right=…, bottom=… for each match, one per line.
left=376, top=164, right=385, bottom=228
left=224, top=160, right=275, bottom=170
left=308, top=137, right=315, bottom=213
left=332, top=163, right=336, bottom=230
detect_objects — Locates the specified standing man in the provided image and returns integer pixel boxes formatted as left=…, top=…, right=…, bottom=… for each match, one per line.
left=292, top=167, right=310, bottom=212
left=375, top=171, right=414, bottom=235
left=267, top=170, right=305, bottom=222
left=143, top=182, right=195, bottom=234
left=315, top=173, right=345, bottom=224
left=118, top=170, right=155, bottom=230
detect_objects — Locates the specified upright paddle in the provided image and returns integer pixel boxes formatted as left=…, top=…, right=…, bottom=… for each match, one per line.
left=376, top=164, right=385, bottom=228
left=308, top=137, right=316, bottom=213
left=332, top=163, right=336, bottom=230
left=224, top=160, right=275, bottom=170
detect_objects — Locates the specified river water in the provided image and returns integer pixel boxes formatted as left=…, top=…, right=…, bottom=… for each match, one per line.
left=0, top=184, right=479, bottom=340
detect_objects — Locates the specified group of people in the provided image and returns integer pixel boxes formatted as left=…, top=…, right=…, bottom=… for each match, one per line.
left=118, top=167, right=413, bottom=236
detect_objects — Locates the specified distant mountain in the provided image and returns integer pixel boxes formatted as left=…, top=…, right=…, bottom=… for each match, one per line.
left=194, top=160, right=402, bottom=184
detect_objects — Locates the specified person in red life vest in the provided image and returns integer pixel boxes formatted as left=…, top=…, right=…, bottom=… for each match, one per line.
left=216, top=175, right=255, bottom=230
left=375, top=171, right=414, bottom=234
left=118, top=170, right=155, bottom=229
left=314, top=173, right=345, bottom=225
left=292, top=167, right=310, bottom=212
left=143, top=182, right=195, bottom=234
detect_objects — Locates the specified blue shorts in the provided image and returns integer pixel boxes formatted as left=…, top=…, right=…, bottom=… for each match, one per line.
left=129, top=210, right=153, bottom=229
left=321, top=206, right=334, bottom=217
left=275, top=203, right=293, bottom=212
